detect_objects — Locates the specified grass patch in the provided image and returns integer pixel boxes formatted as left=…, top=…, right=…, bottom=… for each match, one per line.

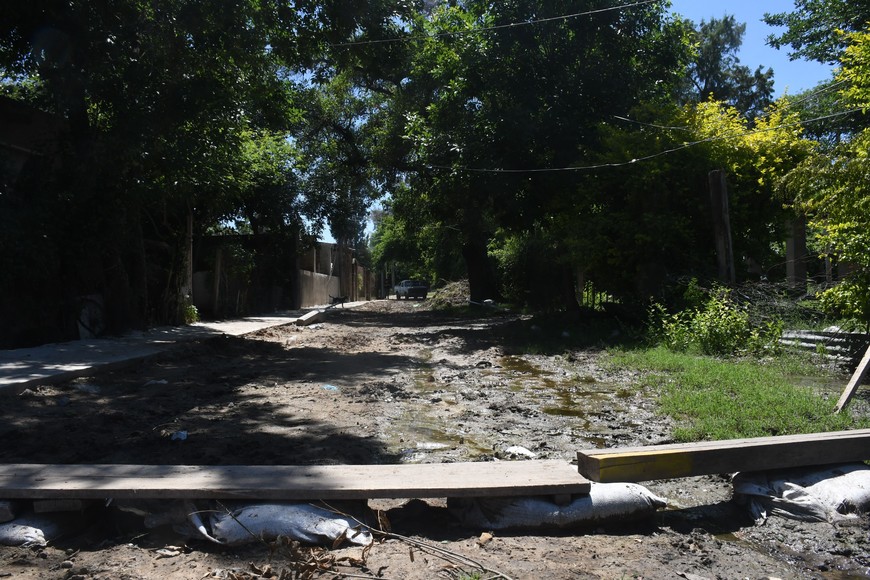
left=608, top=346, right=869, bottom=442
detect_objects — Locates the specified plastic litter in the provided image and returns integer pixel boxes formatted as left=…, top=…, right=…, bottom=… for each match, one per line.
left=170, top=430, right=188, bottom=441
left=732, top=463, right=870, bottom=524
left=448, top=482, right=667, bottom=530
left=503, top=445, right=537, bottom=459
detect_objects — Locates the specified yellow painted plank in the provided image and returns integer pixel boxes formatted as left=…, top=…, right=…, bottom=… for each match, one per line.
left=578, top=429, right=870, bottom=482
left=0, top=460, right=590, bottom=500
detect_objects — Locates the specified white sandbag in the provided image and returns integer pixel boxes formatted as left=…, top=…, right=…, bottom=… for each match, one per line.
left=0, top=513, right=65, bottom=547
left=198, top=502, right=373, bottom=547
left=733, top=463, right=870, bottom=524
left=448, top=482, right=668, bottom=530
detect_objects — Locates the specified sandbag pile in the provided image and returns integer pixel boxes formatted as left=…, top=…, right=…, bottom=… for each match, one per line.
left=190, top=502, right=373, bottom=546
left=733, top=463, right=870, bottom=524
left=114, top=499, right=374, bottom=547
left=448, top=482, right=668, bottom=530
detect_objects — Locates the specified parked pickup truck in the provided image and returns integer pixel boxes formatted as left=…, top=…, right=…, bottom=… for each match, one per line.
left=394, top=279, right=428, bottom=300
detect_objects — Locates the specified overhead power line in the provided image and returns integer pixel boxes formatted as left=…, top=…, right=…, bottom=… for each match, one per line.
left=330, top=0, right=659, bottom=48
left=427, top=108, right=863, bottom=174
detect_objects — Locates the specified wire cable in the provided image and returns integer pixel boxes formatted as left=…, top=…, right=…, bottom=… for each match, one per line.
left=426, top=107, right=863, bottom=174
left=330, top=0, right=659, bottom=48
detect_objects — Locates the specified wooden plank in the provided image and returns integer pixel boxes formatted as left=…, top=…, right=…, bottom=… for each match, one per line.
left=0, top=460, right=589, bottom=500
left=577, top=429, right=870, bottom=483
left=294, top=310, right=324, bottom=326
left=835, top=343, right=870, bottom=413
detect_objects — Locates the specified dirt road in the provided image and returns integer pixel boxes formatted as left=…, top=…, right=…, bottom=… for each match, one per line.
left=0, top=297, right=867, bottom=579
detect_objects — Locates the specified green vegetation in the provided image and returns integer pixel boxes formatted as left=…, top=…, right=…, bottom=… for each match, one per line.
left=648, top=286, right=783, bottom=356
left=609, top=346, right=869, bottom=442
left=1, top=1, right=868, bottom=346
left=784, top=29, right=870, bottom=331
left=633, top=277, right=864, bottom=442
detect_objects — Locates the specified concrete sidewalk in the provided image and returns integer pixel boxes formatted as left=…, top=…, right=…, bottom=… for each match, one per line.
left=0, top=305, right=350, bottom=392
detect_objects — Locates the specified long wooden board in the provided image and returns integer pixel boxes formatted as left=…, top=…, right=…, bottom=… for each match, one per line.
left=0, top=460, right=589, bottom=500
left=835, top=343, right=870, bottom=413
left=577, top=429, right=870, bottom=483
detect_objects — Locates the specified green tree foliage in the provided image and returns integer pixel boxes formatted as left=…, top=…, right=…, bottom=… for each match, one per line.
left=542, top=95, right=815, bottom=307
left=680, top=15, right=775, bottom=117
left=296, top=72, right=383, bottom=260
left=764, top=0, right=870, bottom=64
left=782, top=79, right=862, bottom=150
left=1, top=0, right=298, bottom=334
left=543, top=103, right=715, bottom=303
left=785, top=31, right=870, bottom=328
left=0, top=0, right=414, bottom=344
left=378, top=0, right=691, bottom=304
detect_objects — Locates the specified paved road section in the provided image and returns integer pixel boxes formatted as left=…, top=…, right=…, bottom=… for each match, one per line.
left=0, top=303, right=363, bottom=392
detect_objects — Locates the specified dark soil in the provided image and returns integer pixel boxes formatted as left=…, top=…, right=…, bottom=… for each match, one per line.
left=0, top=297, right=868, bottom=579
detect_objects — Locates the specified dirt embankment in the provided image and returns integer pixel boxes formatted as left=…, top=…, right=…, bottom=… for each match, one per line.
left=0, top=298, right=867, bottom=579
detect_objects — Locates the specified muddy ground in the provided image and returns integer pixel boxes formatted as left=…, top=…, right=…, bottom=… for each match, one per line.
left=0, top=293, right=868, bottom=579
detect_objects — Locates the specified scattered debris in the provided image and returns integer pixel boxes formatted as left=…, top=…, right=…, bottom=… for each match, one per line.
left=73, top=383, right=101, bottom=395
left=502, top=445, right=537, bottom=459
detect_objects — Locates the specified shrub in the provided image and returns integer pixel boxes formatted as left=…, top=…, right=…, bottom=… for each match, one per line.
left=649, top=288, right=782, bottom=356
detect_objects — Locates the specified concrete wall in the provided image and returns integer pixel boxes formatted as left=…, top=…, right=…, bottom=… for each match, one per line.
left=298, top=270, right=341, bottom=308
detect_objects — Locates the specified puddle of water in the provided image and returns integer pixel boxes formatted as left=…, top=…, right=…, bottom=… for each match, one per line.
left=501, top=356, right=561, bottom=393
left=789, top=374, right=846, bottom=398
left=541, top=383, right=624, bottom=417
left=386, top=413, right=491, bottom=460
left=501, top=356, right=630, bottom=420
left=575, top=433, right=607, bottom=448
left=501, top=355, right=543, bottom=374
left=542, top=405, right=587, bottom=418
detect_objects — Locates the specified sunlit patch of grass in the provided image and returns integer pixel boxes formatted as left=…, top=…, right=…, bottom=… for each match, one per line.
left=607, top=346, right=869, bottom=442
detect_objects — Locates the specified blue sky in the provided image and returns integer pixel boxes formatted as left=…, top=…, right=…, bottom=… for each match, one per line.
left=668, top=0, right=834, bottom=96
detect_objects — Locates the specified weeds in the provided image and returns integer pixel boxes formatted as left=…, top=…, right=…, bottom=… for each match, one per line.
left=609, top=347, right=869, bottom=441
left=648, top=285, right=782, bottom=356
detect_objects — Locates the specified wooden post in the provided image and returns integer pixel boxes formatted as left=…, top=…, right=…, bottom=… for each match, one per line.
left=183, top=209, right=194, bottom=299
left=212, top=247, right=223, bottom=318
left=835, top=344, right=870, bottom=413
left=786, top=217, right=808, bottom=290
left=709, top=170, right=735, bottom=285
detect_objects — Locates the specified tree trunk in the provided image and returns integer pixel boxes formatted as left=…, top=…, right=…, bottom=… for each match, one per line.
left=561, top=266, right=581, bottom=312
left=462, top=237, right=499, bottom=303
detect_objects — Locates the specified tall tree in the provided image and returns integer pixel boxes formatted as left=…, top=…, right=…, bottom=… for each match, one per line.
left=380, top=0, right=691, bottom=304
left=0, top=0, right=416, bottom=344
left=785, top=30, right=870, bottom=328
left=764, top=0, right=870, bottom=64
left=680, top=15, right=775, bottom=117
